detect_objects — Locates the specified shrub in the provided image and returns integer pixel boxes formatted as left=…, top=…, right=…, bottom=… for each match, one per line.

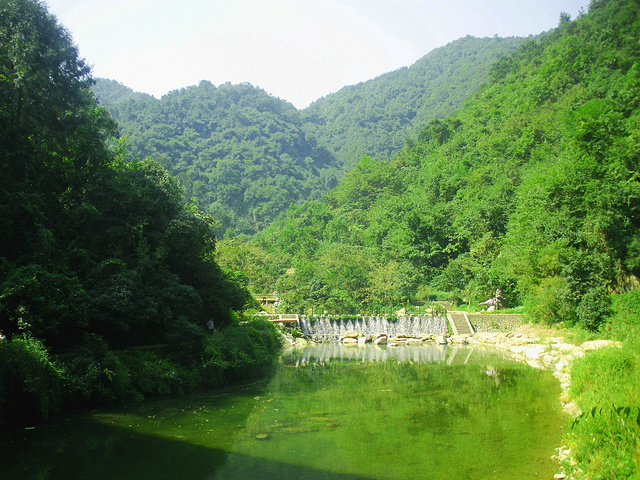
left=61, top=334, right=136, bottom=405
left=568, top=344, right=640, bottom=479
left=0, top=335, right=64, bottom=424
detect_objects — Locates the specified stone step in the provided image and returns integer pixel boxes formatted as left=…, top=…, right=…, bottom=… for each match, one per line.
left=448, top=312, right=474, bottom=335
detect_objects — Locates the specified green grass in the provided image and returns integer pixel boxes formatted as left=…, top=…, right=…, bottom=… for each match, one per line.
left=564, top=290, right=640, bottom=479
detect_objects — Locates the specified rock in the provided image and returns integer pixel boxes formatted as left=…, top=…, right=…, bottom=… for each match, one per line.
left=342, top=337, right=358, bottom=346
left=255, top=434, right=269, bottom=440
left=449, top=335, right=468, bottom=344
left=523, top=344, right=547, bottom=359
left=419, top=334, right=434, bottom=342
left=374, top=335, right=387, bottom=345
left=581, top=339, right=622, bottom=351
left=357, top=336, right=367, bottom=346
left=435, top=335, right=448, bottom=345
left=342, top=331, right=359, bottom=339
left=390, top=337, right=407, bottom=343
left=406, top=338, right=422, bottom=345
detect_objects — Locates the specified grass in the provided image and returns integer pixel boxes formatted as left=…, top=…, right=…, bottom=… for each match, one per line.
left=562, top=290, right=640, bottom=479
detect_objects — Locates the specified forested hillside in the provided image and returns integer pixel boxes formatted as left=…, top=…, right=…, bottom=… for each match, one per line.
left=0, top=0, right=281, bottom=424
left=302, top=35, right=526, bottom=168
left=232, top=0, right=640, bottom=333
left=95, top=80, right=338, bottom=236
left=95, top=36, right=523, bottom=236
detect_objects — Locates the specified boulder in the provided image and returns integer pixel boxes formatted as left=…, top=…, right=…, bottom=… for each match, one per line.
left=449, top=335, right=469, bottom=344
left=435, top=335, right=448, bottom=345
left=342, top=331, right=359, bottom=339
left=342, top=337, right=358, bottom=346
left=374, top=335, right=387, bottom=345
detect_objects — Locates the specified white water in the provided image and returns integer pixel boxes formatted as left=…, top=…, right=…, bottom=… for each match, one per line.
left=299, top=315, right=446, bottom=339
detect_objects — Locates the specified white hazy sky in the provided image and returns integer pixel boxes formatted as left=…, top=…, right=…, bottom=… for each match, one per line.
left=45, top=0, right=586, bottom=109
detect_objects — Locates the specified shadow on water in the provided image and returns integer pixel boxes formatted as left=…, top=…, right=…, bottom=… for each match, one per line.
left=1, top=421, right=375, bottom=480
left=0, top=373, right=375, bottom=480
left=0, top=345, right=565, bottom=480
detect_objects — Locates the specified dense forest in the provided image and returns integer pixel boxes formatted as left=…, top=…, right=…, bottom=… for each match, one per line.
left=0, top=0, right=281, bottom=425
left=94, top=36, right=525, bottom=236
left=301, top=35, right=527, bottom=168
left=228, top=0, right=640, bottom=335
left=94, top=80, right=337, bottom=235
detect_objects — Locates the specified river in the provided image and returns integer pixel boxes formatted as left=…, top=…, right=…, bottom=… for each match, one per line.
left=0, top=343, right=565, bottom=480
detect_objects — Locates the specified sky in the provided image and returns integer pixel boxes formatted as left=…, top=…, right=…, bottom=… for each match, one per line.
left=45, top=0, right=586, bottom=109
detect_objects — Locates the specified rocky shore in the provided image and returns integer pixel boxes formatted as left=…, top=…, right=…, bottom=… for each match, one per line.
left=466, top=324, right=622, bottom=480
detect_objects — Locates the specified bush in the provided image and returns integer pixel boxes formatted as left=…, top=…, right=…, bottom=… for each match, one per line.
left=568, top=344, right=640, bottom=479
left=61, top=334, right=136, bottom=405
left=120, top=350, right=194, bottom=396
left=205, top=318, right=282, bottom=382
left=0, top=335, right=64, bottom=424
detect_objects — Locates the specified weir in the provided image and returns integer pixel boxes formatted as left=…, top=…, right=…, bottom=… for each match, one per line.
left=298, top=315, right=447, bottom=339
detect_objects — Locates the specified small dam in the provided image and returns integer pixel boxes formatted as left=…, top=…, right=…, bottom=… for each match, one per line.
left=298, top=315, right=448, bottom=340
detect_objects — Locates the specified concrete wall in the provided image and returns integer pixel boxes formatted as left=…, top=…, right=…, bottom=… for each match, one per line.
left=467, top=313, right=522, bottom=333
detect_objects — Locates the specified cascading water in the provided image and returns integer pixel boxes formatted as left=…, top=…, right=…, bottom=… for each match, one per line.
left=299, top=315, right=447, bottom=340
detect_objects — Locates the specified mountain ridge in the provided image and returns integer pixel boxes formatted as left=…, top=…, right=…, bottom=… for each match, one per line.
left=94, top=35, right=527, bottom=236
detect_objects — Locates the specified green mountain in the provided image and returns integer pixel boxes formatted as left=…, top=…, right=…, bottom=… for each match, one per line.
left=96, top=81, right=337, bottom=235
left=302, top=35, right=527, bottom=168
left=244, top=0, right=640, bottom=332
left=95, top=36, right=524, bottom=236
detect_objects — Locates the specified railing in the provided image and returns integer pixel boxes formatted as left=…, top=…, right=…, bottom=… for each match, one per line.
left=255, top=313, right=300, bottom=325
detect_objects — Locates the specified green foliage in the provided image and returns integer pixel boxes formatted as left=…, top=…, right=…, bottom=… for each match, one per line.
left=0, top=0, right=255, bottom=351
left=239, top=0, right=640, bottom=327
left=94, top=36, right=524, bottom=237
left=0, top=0, right=277, bottom=426
left=204, top=318, right=283, bottom=381
left=0, top=320, right=282, bottom=425
left=569, top=343, right=640, bottom=478
left=0, top=335, right=64, bottom=424
left=61, top=334, right=136, bottom=404
left=96, top=79, right=337, bottom=236
left=303, top=36, right=526, bottom=170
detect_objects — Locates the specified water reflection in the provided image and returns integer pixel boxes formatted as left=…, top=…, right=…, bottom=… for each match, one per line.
left=0, top=344, right=564, bottom=480
left=283, top=343, right=521, bottom=367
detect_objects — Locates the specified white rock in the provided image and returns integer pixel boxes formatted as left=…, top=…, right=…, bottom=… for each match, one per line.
left=581, top=339, right=622, bottom=351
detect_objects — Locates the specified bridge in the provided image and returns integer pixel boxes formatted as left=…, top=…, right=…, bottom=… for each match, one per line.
left=255, top=313, right=300, bottom=326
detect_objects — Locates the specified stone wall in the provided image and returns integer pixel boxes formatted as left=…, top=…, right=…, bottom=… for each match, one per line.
left=467, top=313, right=522, bottom=333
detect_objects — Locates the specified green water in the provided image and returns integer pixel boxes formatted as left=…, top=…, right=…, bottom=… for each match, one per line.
left=1, top=344, right=565, bottom=480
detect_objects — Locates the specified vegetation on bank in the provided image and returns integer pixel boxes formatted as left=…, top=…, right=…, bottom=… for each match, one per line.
left=563, top=289, right=640, bottom=479
left=0, top=318, right=282, bottom=425
left=0, top=0, right=281, bottom=426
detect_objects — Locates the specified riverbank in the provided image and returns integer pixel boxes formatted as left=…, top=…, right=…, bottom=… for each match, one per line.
left=282, top=320, right=628, bottom=479
left=0, top=318, right=283, bottom=426
left=467, top=322, right=627, bottom=480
